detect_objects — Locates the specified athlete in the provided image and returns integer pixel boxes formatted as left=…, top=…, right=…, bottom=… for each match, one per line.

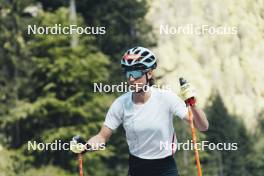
left=71, top=46, right=209, bottom=176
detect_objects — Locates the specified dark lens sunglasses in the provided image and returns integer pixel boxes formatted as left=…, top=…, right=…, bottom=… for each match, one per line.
left=125, top=70, right=146, bottom=79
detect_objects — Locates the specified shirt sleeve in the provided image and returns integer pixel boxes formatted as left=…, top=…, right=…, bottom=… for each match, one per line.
left=165, top=90, right=188, bottom=119
left=104, top=98, right=123, bottom=130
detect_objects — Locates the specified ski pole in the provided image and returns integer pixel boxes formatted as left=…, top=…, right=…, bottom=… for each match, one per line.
left=78, top=153, right=84, bottom=176
left=188, top=106, right=203, bottom=176
left=179, top=78, right=203, bottom=176
left=73, top=135, right=89, bottom=176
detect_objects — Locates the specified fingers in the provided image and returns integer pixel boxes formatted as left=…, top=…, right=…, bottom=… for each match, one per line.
left=87, top=136, right=106, bottom=151
left=70, top=140, right=86, bottom=154
left=70, top=135, right=106, bottom=154
left=180, top=82, right=196, bottom=100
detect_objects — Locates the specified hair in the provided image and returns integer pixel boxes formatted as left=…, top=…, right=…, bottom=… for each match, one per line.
left=146, top=70, right=155, bottom=86
left=148, top=78, right=155, bottom=86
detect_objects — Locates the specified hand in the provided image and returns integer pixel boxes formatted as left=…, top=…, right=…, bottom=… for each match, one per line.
left=70, top=135, right=86, bottom=154
left=87, top=134, right=106, bottom=151
left=180, top=81, right=196, bottom=101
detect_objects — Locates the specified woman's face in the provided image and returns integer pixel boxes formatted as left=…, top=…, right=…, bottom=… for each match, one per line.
left=127, top=70, right=153, bottom=92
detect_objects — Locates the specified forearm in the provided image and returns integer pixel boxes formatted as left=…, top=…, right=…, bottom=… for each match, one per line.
left=88, top=125, right=112, bottom=145
left=92, top=134, right=106, bottom=144
left=191, top=105, right=209, bottom=131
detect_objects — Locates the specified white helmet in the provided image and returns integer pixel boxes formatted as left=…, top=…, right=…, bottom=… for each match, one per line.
left=121, top=46, right=157, bottom=70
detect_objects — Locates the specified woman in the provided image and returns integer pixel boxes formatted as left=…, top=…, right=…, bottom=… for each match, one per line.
left=71, top=46, right=209, bottom=176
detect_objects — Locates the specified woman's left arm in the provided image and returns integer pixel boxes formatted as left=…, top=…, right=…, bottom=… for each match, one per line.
left=183, top=106, right=209, bottom=131
left=189, top=105, right=209, bottom=131
left=180, top=78, right=209, bottom=131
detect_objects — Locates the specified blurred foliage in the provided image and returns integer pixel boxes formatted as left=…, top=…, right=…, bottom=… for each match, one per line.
left=203, top=95, right=253, bottom=176
left=0, top=0, right=34, bottom=115
left=0, top=148, right=16, bottom=176
left=37, top=0, right=156, bottom=84
left=174, top=95, right=264, bottom=176
left=246, top=109, right=264, bottom=176
left=0, top=0, right=263, bottom=176
left=0, top=0, right=154, bottom=175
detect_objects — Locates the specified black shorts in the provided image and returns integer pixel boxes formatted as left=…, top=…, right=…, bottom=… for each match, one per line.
left=128, top=154, right=179, bottom=176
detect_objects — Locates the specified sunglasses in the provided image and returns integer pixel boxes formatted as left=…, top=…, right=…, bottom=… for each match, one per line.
left=125, top=70, right=146, bottom=79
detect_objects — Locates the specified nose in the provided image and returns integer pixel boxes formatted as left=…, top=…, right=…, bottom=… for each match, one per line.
left=128, top=75, right=135, bottom=82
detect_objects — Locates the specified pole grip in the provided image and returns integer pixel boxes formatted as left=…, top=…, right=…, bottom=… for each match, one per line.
left=179, top=77, right=187, bottom=86
left=179, top=77, right=196, bottom=106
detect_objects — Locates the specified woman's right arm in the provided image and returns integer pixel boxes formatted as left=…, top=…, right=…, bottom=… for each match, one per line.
left=87, top=125, right=113, bottom=148
left=88, top=97, right=123, bottom=149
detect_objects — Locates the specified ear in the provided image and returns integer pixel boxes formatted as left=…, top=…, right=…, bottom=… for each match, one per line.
left=147, top=70, right=153, bottom=79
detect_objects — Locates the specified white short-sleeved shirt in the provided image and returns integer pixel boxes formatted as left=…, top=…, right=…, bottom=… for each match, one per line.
left=104, top=87, right=187, bottom=159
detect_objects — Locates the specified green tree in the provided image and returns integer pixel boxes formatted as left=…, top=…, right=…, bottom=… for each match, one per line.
left=37, top=0, right=156, bottom=82
left=204, top=95, right=252, bottom=176
left=0, top=1, right=37, bottom=174
left=1, top=0, right=156, bottom=175
left=0, top=0, right=34, bottom=128
left=1, top=6, right=114, bottom=176
left=246, top=110, right=264, bottom=176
